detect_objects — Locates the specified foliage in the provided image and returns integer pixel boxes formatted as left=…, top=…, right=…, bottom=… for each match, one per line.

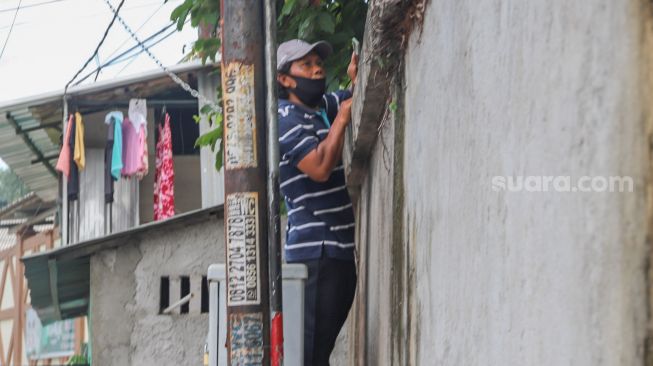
left=0, top=168, right=28, bottom=207
left=66, top=354, right=88, bottom=365
left=170, top=0, right=368, bottom=171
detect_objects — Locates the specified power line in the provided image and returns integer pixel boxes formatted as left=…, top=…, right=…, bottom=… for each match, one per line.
left=0, top=1, right=166, bottom=31
left=0, top=21, right=26, bottom=31
left=103, top=0, right=221, bottom=111
left=93, top=1, right=166, bottom=81
left=0, top=0, right=68, bottom=13
left=0, top=0, right=22, bottom=62
left=72, top=22, right=179, bottom=87
left=64, top=0, right=126, bottom=93
left=113, top=26, right=182, bottom=78
left=103, top=1, right=165, bottom=63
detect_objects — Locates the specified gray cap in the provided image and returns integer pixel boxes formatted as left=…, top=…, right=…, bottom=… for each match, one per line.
left=277, top=39, right=332, bottom=71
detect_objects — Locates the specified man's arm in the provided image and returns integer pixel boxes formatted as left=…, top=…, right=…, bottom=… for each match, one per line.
left=297, top=98, right=352, bottom=182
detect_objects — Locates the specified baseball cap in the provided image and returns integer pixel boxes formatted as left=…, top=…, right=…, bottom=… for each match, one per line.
left=277, top=39, right=333, bottom=72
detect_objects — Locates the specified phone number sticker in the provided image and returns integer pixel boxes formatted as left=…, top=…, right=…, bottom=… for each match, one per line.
left=229, top=312, right=264, bottom=365
left=226, top=192, right=261, bottom=306
left=222, top=62, right=258, bottom=170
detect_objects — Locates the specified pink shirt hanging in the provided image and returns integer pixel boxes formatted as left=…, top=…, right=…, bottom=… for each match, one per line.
left=55, top=114, right=74, bottom=177
left=121, top=117, right=148, bottom=177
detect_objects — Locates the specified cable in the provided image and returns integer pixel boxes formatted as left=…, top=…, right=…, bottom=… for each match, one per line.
left=0, top=21, right=26, bottom=31
left=0, top=0, right=67, bottom=13
left=0, top=0, right=22, bottom=62
left=93, top=1, right=165, bottom=80
left=114, top=27, right=179, bottom=78
left=64, top=0, right=126, bottom=93
left=103, top=0, right=222, bottom=111
left=72, top=22, right=180, bottom=87
left=103, top=1, right=165, bottom=63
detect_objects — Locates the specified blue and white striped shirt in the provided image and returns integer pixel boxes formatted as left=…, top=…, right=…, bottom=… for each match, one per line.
left=278, top=90, right=355, bottom=262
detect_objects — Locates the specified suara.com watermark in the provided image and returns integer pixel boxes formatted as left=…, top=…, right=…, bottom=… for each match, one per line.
left=491, top=175, right=634, bottom=193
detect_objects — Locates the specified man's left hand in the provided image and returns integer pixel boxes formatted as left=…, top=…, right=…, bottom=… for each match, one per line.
left=347, top=52, right=359, bottom=87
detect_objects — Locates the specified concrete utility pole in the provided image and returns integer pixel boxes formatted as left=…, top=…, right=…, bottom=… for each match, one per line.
left=220, top=0, right=280, bottom=364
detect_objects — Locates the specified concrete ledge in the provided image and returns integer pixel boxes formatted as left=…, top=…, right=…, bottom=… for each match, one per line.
left=344, top=0, right=406, bottom=197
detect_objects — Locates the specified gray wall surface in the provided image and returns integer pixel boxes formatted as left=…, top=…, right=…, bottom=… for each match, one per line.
left=351, top=0, right=653, bottom=365
left=90, top=217, right=224, bottom=366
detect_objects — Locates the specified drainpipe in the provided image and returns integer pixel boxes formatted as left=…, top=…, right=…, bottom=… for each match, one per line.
left=220, top=0, right=271, bottom=364
left=263, top=0, right=284, bottom=365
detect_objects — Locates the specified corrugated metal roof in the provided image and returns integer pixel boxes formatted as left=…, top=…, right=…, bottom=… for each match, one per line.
left=0, top=62, right=213, bottom=203
left=0, top=217, right=55, bottom=251
left=0, top=111, right=59, bottom=202
left=24, top=255, right=89, bottom=325
left=0, top=227, right=15, bottom=251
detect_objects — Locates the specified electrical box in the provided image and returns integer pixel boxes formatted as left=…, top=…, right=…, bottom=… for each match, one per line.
left=207, top=263, right=307, bottom=366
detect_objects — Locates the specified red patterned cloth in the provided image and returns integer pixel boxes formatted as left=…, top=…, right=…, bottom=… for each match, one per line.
left=154, top=113, right=175, bottom=220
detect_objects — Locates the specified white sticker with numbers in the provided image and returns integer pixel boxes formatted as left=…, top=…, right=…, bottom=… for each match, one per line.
left=226, top=192, right=261, bottom=306
left=222, top=62, right=258, bottom=170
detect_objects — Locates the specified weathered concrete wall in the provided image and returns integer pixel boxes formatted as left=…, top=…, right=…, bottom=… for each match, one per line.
left=353, top=0, right=653, bottom=365
left=90, top=218, right=224, bottom=365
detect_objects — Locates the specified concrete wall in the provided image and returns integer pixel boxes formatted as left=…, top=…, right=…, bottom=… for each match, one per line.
left=351, top=0, right=653, bottom=365
left=90, top=217, right=224, bottom=366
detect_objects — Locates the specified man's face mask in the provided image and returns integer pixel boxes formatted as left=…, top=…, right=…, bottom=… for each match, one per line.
left=290, top=75, right=326, bottom=108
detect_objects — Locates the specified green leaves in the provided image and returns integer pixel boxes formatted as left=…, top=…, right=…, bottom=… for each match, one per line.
left=194, top=103, right=224, bottom=171
left=170, top=0, right=193, bottom=30
left=281, top=0, right=298, bottom=16
left=316, top=12, right=335, bottom=34
left=172, top=0, right=368, bottom=172
left=389, top=100, right=398, bottom=113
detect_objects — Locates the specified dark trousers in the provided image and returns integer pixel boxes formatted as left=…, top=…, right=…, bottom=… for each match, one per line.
left=294, top=255, right=357, bottom=366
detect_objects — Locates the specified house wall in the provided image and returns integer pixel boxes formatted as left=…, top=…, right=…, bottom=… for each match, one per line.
left=351, top=0, right=653, bottom=365
left=90, top=217, right=224, bottom=366
left=198, top=69, right=225, bottom=208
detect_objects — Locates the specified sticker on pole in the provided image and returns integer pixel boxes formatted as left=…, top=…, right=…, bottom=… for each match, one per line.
left=222, top=62, right=258, bottom=170
left=226, top=192, right=261, bottom=306
left=229, top=312, right=264, bottom=365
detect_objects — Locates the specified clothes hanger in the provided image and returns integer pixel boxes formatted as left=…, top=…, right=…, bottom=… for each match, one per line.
left=159, top=105, right=170, bottom=129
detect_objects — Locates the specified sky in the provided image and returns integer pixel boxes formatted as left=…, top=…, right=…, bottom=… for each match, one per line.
left=0, top=0, right=198, bottom=104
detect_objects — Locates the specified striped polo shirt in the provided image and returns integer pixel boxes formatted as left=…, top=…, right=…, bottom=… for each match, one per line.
left=278, top=90, right=355, bottom=262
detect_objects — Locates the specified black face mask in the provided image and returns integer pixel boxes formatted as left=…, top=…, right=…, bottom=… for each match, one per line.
left=290, top=75, right=326, bottom=108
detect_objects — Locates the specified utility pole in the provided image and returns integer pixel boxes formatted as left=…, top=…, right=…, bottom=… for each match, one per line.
left=220, top=0, right=276, bottom=365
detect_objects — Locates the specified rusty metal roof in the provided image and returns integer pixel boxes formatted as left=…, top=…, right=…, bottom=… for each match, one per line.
left=0, top=62, right=213, bottom=203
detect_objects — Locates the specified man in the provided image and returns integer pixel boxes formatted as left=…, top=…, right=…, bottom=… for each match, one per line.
left=277, top=39, right=358, bottom=366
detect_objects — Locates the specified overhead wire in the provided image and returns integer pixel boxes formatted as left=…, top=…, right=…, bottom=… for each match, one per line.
left=72, top=21, right=182, bottom=87
left=102, top=1, right=165, bottom=63
left=93, top=1, right=166, bottom=81
left=103, top=0, right=221, bottom=111
left=64, top=0, right=126, bottom=94
left=114, top=26, right=178, bottom=78
left=0, top=0, right=22, bottom=62
left=0, top=0, right=68, bottom=14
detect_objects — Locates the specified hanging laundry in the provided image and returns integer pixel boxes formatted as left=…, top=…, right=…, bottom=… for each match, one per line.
left=135, top=125, right=149, bottom=179
left=68, top=118, right=79, bottom=202
left=104, top=119, right=115, bottom=204
left=154, top=113, right=175, bottom=221
left=106, top=111, right=124, bottom=180
left=132, top=98, right=149, bottom=178
left=128, top=98, right=147, bottom=128
left=73, top=112, right=85, bottom=170
left=55, top=114, right=74, bottom=177
left=123, top=99, right=149, bottom=178
left=104, top=111, right=123, bottom=204
left=121, top=117, right=141, bottom=177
